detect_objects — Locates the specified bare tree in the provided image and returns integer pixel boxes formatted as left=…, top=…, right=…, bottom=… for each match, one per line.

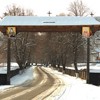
left=2, top=4, right=34, bottom=71
left=0, top=36, right=7, bottom=63
left=11, top=32, right=35, bottom=70
left=67, top=0, right=89, bottom=76
left=57, top=13, right=66, bottom=16
left=3, top=4, right=34, bottom=16
left=68, top=0, right=90, bottom=16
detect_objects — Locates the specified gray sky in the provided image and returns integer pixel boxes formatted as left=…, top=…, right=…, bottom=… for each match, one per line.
left=0, top=0, right=100, bottom=16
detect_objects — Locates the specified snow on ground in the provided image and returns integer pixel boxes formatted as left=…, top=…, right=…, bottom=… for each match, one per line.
left=0, top=62, right=19, bottom=74
left=45, top=67, right=100, bottom=100
left=65, top=63, right=100, bottom=73
left=0, top=63, right=100, bottom=100
left=11, top=66, right=35, bottom=85
left=0, top=63, right=36, bottom=91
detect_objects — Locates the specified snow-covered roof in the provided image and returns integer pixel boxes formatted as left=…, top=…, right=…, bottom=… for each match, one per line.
left=0, top=16, right=100, bottom=26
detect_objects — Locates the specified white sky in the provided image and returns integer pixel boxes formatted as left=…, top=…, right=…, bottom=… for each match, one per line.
left=0, top=0, right=100, bottom=16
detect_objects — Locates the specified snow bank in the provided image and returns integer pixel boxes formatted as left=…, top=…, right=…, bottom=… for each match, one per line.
left=0, top=65, right=36, bottom=91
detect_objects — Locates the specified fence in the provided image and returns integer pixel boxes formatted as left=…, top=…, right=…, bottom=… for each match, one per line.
left=55, top=66, right=86, bottom=80
left=0, top=68, right=19, bottom=85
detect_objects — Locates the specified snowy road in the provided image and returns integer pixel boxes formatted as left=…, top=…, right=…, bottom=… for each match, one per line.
left=0, top=67, right=64, bottom=100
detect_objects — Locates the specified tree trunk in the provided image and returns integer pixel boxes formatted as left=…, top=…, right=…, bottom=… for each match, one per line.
left=57, top=63, right=60, bottom=71
left=74, top=48, right=79, bottom=77
left=62, top=64, right=66, bottom=74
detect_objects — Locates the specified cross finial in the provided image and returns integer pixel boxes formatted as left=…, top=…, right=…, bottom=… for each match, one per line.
left=90, top=12, right=94, bottom=17
left=47, top=11, right=52, bottom=16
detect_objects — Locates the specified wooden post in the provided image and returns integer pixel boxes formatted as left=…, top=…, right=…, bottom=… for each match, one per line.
left=7, top=37, right=11, bottom=85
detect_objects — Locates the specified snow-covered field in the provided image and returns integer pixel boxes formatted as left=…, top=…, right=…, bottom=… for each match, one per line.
left=0, top=63, right=100, bottom=100
left=0, top=62, right=19, bottom=74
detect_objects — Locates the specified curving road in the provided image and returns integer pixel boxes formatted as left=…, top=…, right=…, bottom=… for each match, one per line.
left=0, top=67, right=64, bottom=100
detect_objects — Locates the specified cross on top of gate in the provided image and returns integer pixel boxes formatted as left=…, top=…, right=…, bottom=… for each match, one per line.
left=47, top=11, right=52, bottom=16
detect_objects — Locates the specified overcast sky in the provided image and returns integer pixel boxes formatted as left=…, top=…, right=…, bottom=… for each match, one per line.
left=0, top=0, right=100, bottom=17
